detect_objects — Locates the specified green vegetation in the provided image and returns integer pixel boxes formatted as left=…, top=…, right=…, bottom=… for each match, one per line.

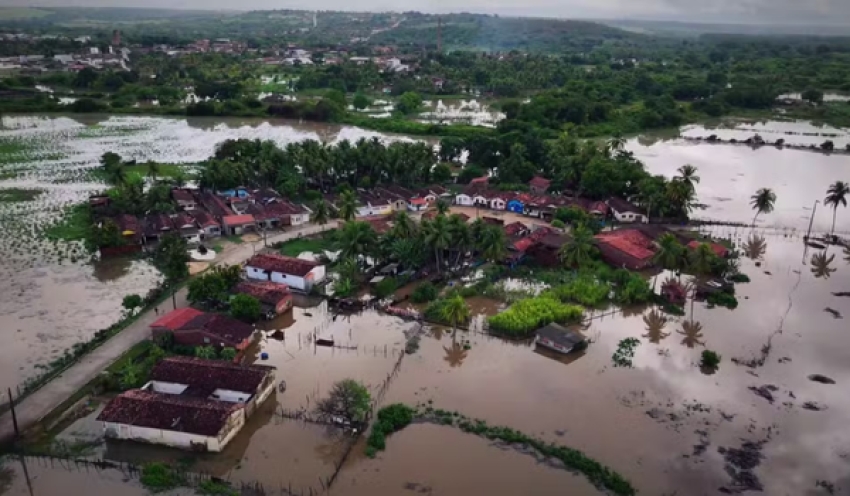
left=487, top=295, right=583, bottom=337
left=314, top=379, right=371, bottom=425
left=408, top=405, right=634, bottom=496
left=197, top=480, right=239, bottom=496
left=121, top=294, right=142, bottom=315
left=230, top=294, right=261, bottom=322
left=374, top=277, right=398, bottom=299
left=365, top=403, right=416, bottom=458
left=411, top=282, right=439, bottom=303
left=707, top=291, right=739, bottom=309
left=700, top=350, right=722, bottom=370
left=140, top=462, right=183, bottom=493
left=187, top=265, right=242, bottom=309
left=276, top=237, right=332, bottom=257
left=612, top=338, right=641, bottom=368
left=0, top=188, right=42, bottom=202
left=729, top=273, right=751, bottom=283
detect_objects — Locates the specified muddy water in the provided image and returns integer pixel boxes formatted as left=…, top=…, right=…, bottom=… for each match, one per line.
left=629, top=130, right=850, bottom=233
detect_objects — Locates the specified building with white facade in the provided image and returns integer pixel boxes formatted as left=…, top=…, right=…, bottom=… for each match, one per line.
left=245, top=253, right=326, bottom=292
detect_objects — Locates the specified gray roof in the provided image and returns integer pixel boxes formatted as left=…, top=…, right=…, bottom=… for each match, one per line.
left=535, top=323, right=585, bottom=347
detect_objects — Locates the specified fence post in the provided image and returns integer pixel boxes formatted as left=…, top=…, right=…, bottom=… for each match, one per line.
left=7, top=388, right=20, bottom=439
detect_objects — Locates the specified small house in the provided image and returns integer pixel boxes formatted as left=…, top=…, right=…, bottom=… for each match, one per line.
left=245, top=253, right=326, bottom=292
left=171, top=212, right=201, bottom=244
left=222, top=214, right=256, bottom=236
left=455, top=193, right=473, bottom=206
left=149, top=308, right=257, bottom=350
left=407, top=197, right=428, bottom=212
left=607, top=198, right=648, bottom=224
left=594, top=229, right=656, bottom=270
left=472, top=194, right=489, bottom=207
left=489, top=196, right=506, bottom=210
left=234, top=281, right=293, bottom=318
left=171, top=189, right=197, bottom=210
left=534, top=323, right=586, bottom=354
left=190, top=209, right=222, bottom=237
left=529, top=176, right=551, bottom=195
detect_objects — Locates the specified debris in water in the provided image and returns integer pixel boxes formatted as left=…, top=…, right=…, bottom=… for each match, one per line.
left=832, top=292, right=850, bottom=298
left=778, top=357, right=791, bottom=363
left=824, top=307, right=843, bottom=319
left=748, top=385, right=779, bottom=404
left=718, top=440, right=766, bottom=493
left=815, top=480, right=836, bottom=494
left=802, top=401, right=827, bottom=411
left=808, top=374, right=836, bottom=385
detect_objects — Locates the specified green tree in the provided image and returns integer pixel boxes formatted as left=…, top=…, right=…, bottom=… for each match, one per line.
left=448, top=214, right=472, bottom=266
left=219, top=347, right=238, bottom=361
left=230, top=294, right=261, bottom=322
left=477, top=224, right=507, bottom=263
left=654, top=233, right=684, bottom=271
left=825, top=181, right=849, bottom=235
left=338, top=190, right=358, bottom=222
left=390, top=211, right=416, bottom=239
left=195, top=345, right=218, bottom=360
left=146, top=161, right=161, bottom=183
left=352, top=92, right=371, bottom=110
left=435, top=199, right=449, bottom=215
left=314, top=379, right=371, bottom=425
left=396, top=91, right=422, bottom=115
left=750, top=188, right=777, bottom=226
left=119, top=361, right=142, bottom=390
left=122, top=294, right=142, bottom=315
left=432, top=163, right=452, bottom=183
left=440, top=293, right=471, bottom=336
left=677, top=164, right=700, bottom=192
left=311, top=200, right=330, bottom=225
left=559, top=225, right=596, bottom=268
left=154, top=234, right=189, bottom=283
left=325, top=89, right=346, bottom=107
left=801, top=88, right=824, bottom=105
left=689, top=243, right=716, bottom=276
left=339, top=221, right=377, bottom=266
left=423, top=215, right=452, bottom=272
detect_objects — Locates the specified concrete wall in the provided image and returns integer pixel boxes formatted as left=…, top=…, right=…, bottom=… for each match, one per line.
left=144, top=381, right=188, bottom=395
left=211, top=388, right=251, bottom=403
left=103, top=408, right=244, bottom=452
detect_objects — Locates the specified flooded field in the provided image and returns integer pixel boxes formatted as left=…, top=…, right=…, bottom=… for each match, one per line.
left=679, top=119, right=850, bottom=147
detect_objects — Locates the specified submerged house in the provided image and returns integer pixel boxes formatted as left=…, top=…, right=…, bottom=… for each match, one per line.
left=594, top=229, right=656, bottom=270
left=150, top=308, right=257, bottom=351
left=234, top=281, right=293, bottom=319
left=245, top=253, right=326, bottom=292
left=534, top=323, right=586, bottom=354
left=97, top=357, right=275, bottom=452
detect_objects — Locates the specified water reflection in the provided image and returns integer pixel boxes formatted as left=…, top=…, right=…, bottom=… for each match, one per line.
left=430, top=326, right=447, bottom=341
left=743, top=234, right=768, bottom=261
left=91, top=256, right=133, bottom=282
left=845, top=246, right=850, bottom=265
left=810, top=251, right=837, bottom=279
left=443, top=339, right=469, bottom=368
left=677, top=319, right=705, bottom=348
left=642, top=308, right=671, bottom=344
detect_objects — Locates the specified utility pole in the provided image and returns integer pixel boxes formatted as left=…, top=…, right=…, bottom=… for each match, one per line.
left=805, top=200, right=819, bottom=240
left=8, top=388, right=19, bottom=439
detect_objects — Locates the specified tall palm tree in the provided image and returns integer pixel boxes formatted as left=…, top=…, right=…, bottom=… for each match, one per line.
left=391, top=211, right=416, bottom=239
left=435, top=199, right=449, bottom=215
left=607, top=133, right=626, bottom=156
left=105, top=164, right=128, bottom=186
left=642, top=309, right=670, bottom=344
left=338, top=190, right=358, bottom=222
left=654, top=233, right=684, bottom=271
left=424, top=214, right=452, bottom=273
left=391, top=238, right=425, bottom=269
left=825, top=181, right=850, bottom=235
left=750, top=188, right=777, bottom=226
left=338, top=221, right=377, bottom=266
left=810, top=252, right=836, bottom=279
left=677, top=164, right=700, bottom=192
left=146, top=161, right=160, bottom=183
left=448, top=214, right=472, bottom=267
left=689, top=243, right=716, bottom=276
left=559, top=225, right=595, bottom=268
left=311, top=200, right=329, bottom=225
left=666, top=179, right=696, bottom=217
left=477, top=224, right=507, bottom=263
left=171, top=169, right=188, bottom=188
left=440, top=293, right=470, bottom=336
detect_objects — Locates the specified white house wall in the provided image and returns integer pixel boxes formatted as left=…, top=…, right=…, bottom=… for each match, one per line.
left=144, top=381, right=188, bottom=395
left=455, top=195, right=472, bottom=206
left=211, top=388, right=252, bottom=403
left=103, top=408, right=245, bottom=452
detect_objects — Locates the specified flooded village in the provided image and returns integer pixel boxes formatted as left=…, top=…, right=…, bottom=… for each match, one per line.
left=1, top=113, right=850, bottom=496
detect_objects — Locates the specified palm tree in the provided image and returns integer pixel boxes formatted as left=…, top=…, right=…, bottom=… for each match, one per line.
left=435, top=199, right=449, bottom=215
left=559, top=225, right=595, bottom=268
left=810, top=252, right=836, bottom=279
left=666, top=179, right=696, bottom=217
left=391, top=238, right=425, bottom=269
left=654, top=233, right=684, bottom=271
left=171, top=168, right=188, bottom=188
left=606, top=133, right=626, bottom=156
left=825, top=181, right=850, bottom=235
left=338, top=221, right=377, bottom=266
left=440, top=293, right=470, bottom=336
left=477, top=224, right=507, bottom=263
left=338, top=190, right=358, bottom=222
left=146, top=161, right=161, bottom=183
left=424, top=215, right=451, bottom=273
left=677, top=320, right=705, bottom=348
left=750, top=188, right=777, bottom=226
left=743, top=234, right=767, bottom=260
left=448, top=214, right=472, bottom=267
left=677, top=164, right=700, bottom=192
left=443, top=341, right=469, bottom=367
left=311, top=200, right=329, bottom=225
left=689, top=243, right=716, bottom=276
left=391, top=211, right=416, bottom=239
left=642, top=309, right=670, bottom=344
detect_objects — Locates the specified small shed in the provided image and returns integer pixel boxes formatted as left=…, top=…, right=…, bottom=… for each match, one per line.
left=534, top=323, right=586, bottom=354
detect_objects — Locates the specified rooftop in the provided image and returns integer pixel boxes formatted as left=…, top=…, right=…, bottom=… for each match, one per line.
left=171, top=188, right=195, bottom=203
left=150, top=356, right=274, bottom=394
left=529, top=176, right=552, bottom=188
left=223, top=214, right=255, bottom=227
left=536, top=323, right=585, bottom=347
left=246, top=253, right=320, bottom=277
left=97, top=389, right=241, bottom=436
left=595, top=229, right=656, bottom=262
left=150, top=308, right=205, bottom=331
left=607, top=197, right=643, bottom=214
left=234, top=281, right=291, bottom=306
left=181, top=313, right=256, bottom=344
left=190, top=209, right=220, bottom=228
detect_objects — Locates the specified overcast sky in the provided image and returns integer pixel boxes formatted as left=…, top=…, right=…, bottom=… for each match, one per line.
left=3, top=0, right=850, bottom=24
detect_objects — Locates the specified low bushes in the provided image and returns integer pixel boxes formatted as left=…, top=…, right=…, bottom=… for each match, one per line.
left=411, top=282, right=439, bottom=303
left=612, top=338, right=641, bottom=368
left=701, top=350, right=721, bottom=370
left=365, top=403, right=415, bottom=458
left=707, top=291, right=739, bottom=309
left=140, top=463, right=183, bottom=493
left=487, top=296, right=583, bottom=337
left=548, top=275, right=609, bottom=307
left=729, top=273, right=751, bottom=283
left=374, top=277, right=398, bottom=299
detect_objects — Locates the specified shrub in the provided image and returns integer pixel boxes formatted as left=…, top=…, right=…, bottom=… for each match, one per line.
left=230, top=294, right=261, bottom=322
left=707, top=291, right=738, bottom=309
left=551, top=219, right=566, bottom=229
left=549, top=275, right=609, bottom=307
left=374, top=277, right=398, bottom=299
left=411, top=282, right=439, bottom=303
left=487, top=296, right=583, bottom=337
left=366, top=404, right=415, bottom=457
left=219, top=347, right=237, bottom=361
left=140, top=463, right=182, bottom=492
left=729, top=273, right=750, bottom=283
left=701, top=350, right=721, bottom=369
left=198, top=480, right=239, bottom=496
left=612, top=338, right=640, bottom=368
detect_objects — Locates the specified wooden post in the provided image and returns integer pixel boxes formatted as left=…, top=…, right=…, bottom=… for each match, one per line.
left=8, top=388, right=19, bottom=439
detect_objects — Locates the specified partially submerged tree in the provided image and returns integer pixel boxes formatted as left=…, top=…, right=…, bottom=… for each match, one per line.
left=825, top=180, right=849, bottom=235
left=122, top=294, right=142, bottom=315
left=314, top=379, right=371, bottom=426
left=750, top=188, right=776, bottom=226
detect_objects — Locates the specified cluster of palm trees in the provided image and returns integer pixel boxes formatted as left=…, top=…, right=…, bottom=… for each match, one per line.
left=653, top=233, right=725, bottom=277
left=334, top=209, right=509, bottom=279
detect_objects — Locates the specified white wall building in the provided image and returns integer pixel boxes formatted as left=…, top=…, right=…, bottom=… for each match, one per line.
left=245, top=253, right=326, bottom=292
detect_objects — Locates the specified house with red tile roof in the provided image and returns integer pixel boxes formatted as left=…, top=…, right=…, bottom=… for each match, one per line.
left=97, top=357, right=275, bottom=452
left=222, top=214, right=256, bottom=236
left=245, top=253, right=326, bottom=292
left=607, top=197, right=648, bottom=224
left=687, top=240, right=729, bottom=258
left=504, top=221, right=530, bottom=238
left=150, top=308, right=257, bottom=350
left=171, top=189, right=197, bottom=210
left=594, top=229, right=656, bottom=270
left=189, top=209, right=222, bottom=237
left=234, top=281, right=293, bottom=318
left=529, top=176, right=552, bottom=194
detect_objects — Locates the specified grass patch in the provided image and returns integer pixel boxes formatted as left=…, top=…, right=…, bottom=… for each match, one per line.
left=45, top=203, right=91, bottom=242
left=276, top=236, right=331, bottom=257
left=212, top=243, right=224, bottom=253
left=0, top=188, right=42, bottom=202
left=365, top=403, right=416, bottom=458
left=140, top=462, right=184, bottom=493
left=198, top=479, right=239, bottom=496
left=123, top=163, right=193, bottom=179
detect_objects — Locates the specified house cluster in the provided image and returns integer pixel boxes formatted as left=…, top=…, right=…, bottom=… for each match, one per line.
left=592, top=225, right=730, bottom=270
left=0, top=46, right=130, bottom=74
left=452, top=176, right=649, bottom=224
left=97, top=356, right=276, bottom=452
left=91, top=186, right=311, bottom=252
left=324, top=184, right=453, bottom=218
left=244, top=253, right=327, bottom=293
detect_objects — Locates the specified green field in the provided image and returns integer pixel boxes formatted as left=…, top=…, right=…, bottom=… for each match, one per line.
left=0, top=7, right=52, bottom=19
left=123, top=163, right=194, bottom=179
